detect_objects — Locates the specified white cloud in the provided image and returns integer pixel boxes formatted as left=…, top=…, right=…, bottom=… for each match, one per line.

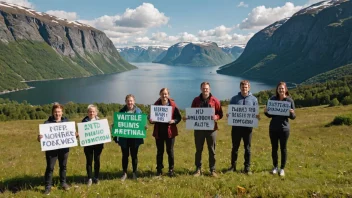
left=46, top=10, right=78, bottom=21
left=77, top=3, right=170, bottom=47
left=1, top=0, right=34, bottom=8
left=231, top=33, right=254, bottom=44
left=198, top=25, right=233, bottom=37
left=238, top=2, right=249, bottom=8
left=115, top=3, right=169, bottom=28
left=239, top=2, right=302, bottom=30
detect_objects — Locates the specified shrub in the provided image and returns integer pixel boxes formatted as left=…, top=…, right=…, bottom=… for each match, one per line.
left=331, top=114, right=352, bottom=126
left=329, top=98, right=339, bottom=107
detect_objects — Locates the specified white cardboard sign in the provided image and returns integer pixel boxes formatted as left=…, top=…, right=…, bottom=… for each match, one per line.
left=186, top=108, right=215, bottom=130
left=150, top=105, right=172, bottom=123
left=267, top=100, right=291, bottom=116
left=227, top=105, right=259, bottom=127
left=77, top=119, right=111, bottom=147
left=39, top=122, right=77, bottom=151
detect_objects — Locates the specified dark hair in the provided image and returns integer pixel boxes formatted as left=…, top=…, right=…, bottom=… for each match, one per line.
left=276, top=82, right=289, bottom=98
left=125, top=94, right=135, bottom=101
left=159, top=88, right=169, bottom=95
left=52, top=103, right=64, bottom=115
left=200, top=82, right=210, bottom=88
left=240, top=80, right=250, bottom=87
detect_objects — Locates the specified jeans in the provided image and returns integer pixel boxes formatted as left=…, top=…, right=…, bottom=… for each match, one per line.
left=194, top=130, right=217, bottom=171
left=84, top=144, right=103, bottom=179
left=121, top=139, right=140, bottom=173
left=231, top=126, right=252, bottom=169
left=269, top=129, right=290, bottom=169
left=44, top=148, right=69, bottom=187
left=155, top=137, right=175, bottom=171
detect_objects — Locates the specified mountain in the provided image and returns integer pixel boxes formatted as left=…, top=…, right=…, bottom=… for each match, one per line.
left=219, top=44, right=245, bottom=61
left=155, top=42, right=189, bottom=65
left=217, top=0, right=352, bottom=84
left=117, top=46, right=146, bottom=62
left=117, top=46, right=168, bottom=62
left=0, top=2, right=136, bottom=92
left=156, top=42, right=233, bottom=66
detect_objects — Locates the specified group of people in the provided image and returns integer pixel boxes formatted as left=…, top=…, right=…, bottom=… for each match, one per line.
left=37, top=80, right=296, bottom=195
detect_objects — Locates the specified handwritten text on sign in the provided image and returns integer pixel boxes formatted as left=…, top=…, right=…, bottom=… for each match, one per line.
left=39, top=122, right=77, bottom=151
left=228, top=105, right=259, bottom=127
left=186, top=108, right=215, bottom=130
left=112, top=113, right=147, bottom=138
left=150, top=105, right=172, bottom=123
left=77, top=119, right=111, bottom=147
left=267, top=100, right=291, bottom=116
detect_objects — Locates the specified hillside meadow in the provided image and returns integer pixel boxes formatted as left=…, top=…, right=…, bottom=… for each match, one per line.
left=0, top=105, right=352, bottom=197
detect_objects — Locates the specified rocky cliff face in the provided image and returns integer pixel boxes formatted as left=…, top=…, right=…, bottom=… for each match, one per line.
left=0, top=2, right=136, bottom=92
left=217, top=0, right=352, bottom=83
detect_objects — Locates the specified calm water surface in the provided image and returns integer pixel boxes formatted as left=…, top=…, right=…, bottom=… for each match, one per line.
left=1, top=63, right=275, bottom=109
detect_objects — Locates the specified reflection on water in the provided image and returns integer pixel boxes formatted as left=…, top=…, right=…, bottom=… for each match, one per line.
left=0, top=63, right=275, bottom=109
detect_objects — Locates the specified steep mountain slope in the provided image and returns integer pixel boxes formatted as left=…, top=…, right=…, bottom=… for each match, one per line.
left=156, top=42, right=233, bottom=66
left=0, top=2, right=136, bottom=92
left=217, top=0, right=352, bottom=84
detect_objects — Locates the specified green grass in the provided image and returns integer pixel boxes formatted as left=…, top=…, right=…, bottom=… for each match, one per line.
left=1, top=105, right=352, bottom=197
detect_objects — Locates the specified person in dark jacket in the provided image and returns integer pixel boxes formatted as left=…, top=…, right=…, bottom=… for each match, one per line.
left=116, top=94, right=146, bottom=181
left=149, top=88, right=181, bottom=177
left=37, top=103, right=71, bottom=195
left=186, top=82, right=223, bottom=177
left=264, top=82, right=296, bottom=177
left=81, top=104, right=103, bottom=186
left=227, top=80, right=259, bottom=174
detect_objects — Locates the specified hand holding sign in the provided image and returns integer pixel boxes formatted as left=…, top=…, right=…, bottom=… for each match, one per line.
left=186, top=108, right=215, bottom=130
left=150, top=105, right=172, bottom=123
left=77, top=119, right=111, bottom=147
left=39, top=122, right=78, bottom=151
left=227, top=105, right=259, bottom=128
left=266, top=100, right=291, bottom=116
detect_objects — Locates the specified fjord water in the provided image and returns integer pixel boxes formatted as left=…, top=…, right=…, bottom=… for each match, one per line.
left=0, top=63, right=274, bottom=109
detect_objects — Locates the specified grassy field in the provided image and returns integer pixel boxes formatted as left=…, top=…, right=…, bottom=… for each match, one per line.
left=0, top=105, right=352, bottom=197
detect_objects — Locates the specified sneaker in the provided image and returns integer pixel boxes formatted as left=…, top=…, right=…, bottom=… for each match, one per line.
left=226, top=166, right=236, bottom=173
left=87, top=178, right=92, bottom=186
left=93, top=178, right=99, bottom=184
left=210, top=171, right=218, bottom=178
left=156, top=170, right=162, bottom=176
left=279, top=169, right=285, bottom=177
left=244, top=168, right=252, bottom=175
left=120, top=173, right=127, bottom=181
left=61, top=183, right=70, bottom=191
left=193, top=169, right=201, bottom=177
left=168, top=169, right=175, bottom=177
left=271, top=167, right=278, bottom=174
left=132, top=172, right=138, bottom=180
left=43, top=187, right=51, bottom=195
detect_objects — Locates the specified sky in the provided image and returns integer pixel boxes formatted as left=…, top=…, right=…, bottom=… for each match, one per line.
left=2, top=0, right=323, bottom=47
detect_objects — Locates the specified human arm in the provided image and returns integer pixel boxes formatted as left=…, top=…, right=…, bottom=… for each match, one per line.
left=169, top=106, right=181, bottom=124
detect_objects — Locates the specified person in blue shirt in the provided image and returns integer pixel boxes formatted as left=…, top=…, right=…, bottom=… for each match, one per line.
left=227, top=80, right=259, bottom=174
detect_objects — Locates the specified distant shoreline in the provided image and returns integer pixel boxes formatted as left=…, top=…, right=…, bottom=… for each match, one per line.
left=0, top=87, right=35, bottom=95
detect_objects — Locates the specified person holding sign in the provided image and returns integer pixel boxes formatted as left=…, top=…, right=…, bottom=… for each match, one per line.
left=226, top=80, right=259, bottom=175
left=264, top=82, right=296, bottom=177
left=116, top=94, right=146, bottom=181
left=149, top=88, right=181, bottom=177
left=186, top=82, right=223, bottom=177
left=37, top=103, right=72, bottom=195
left=81, top=104, right=103, bottom=186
